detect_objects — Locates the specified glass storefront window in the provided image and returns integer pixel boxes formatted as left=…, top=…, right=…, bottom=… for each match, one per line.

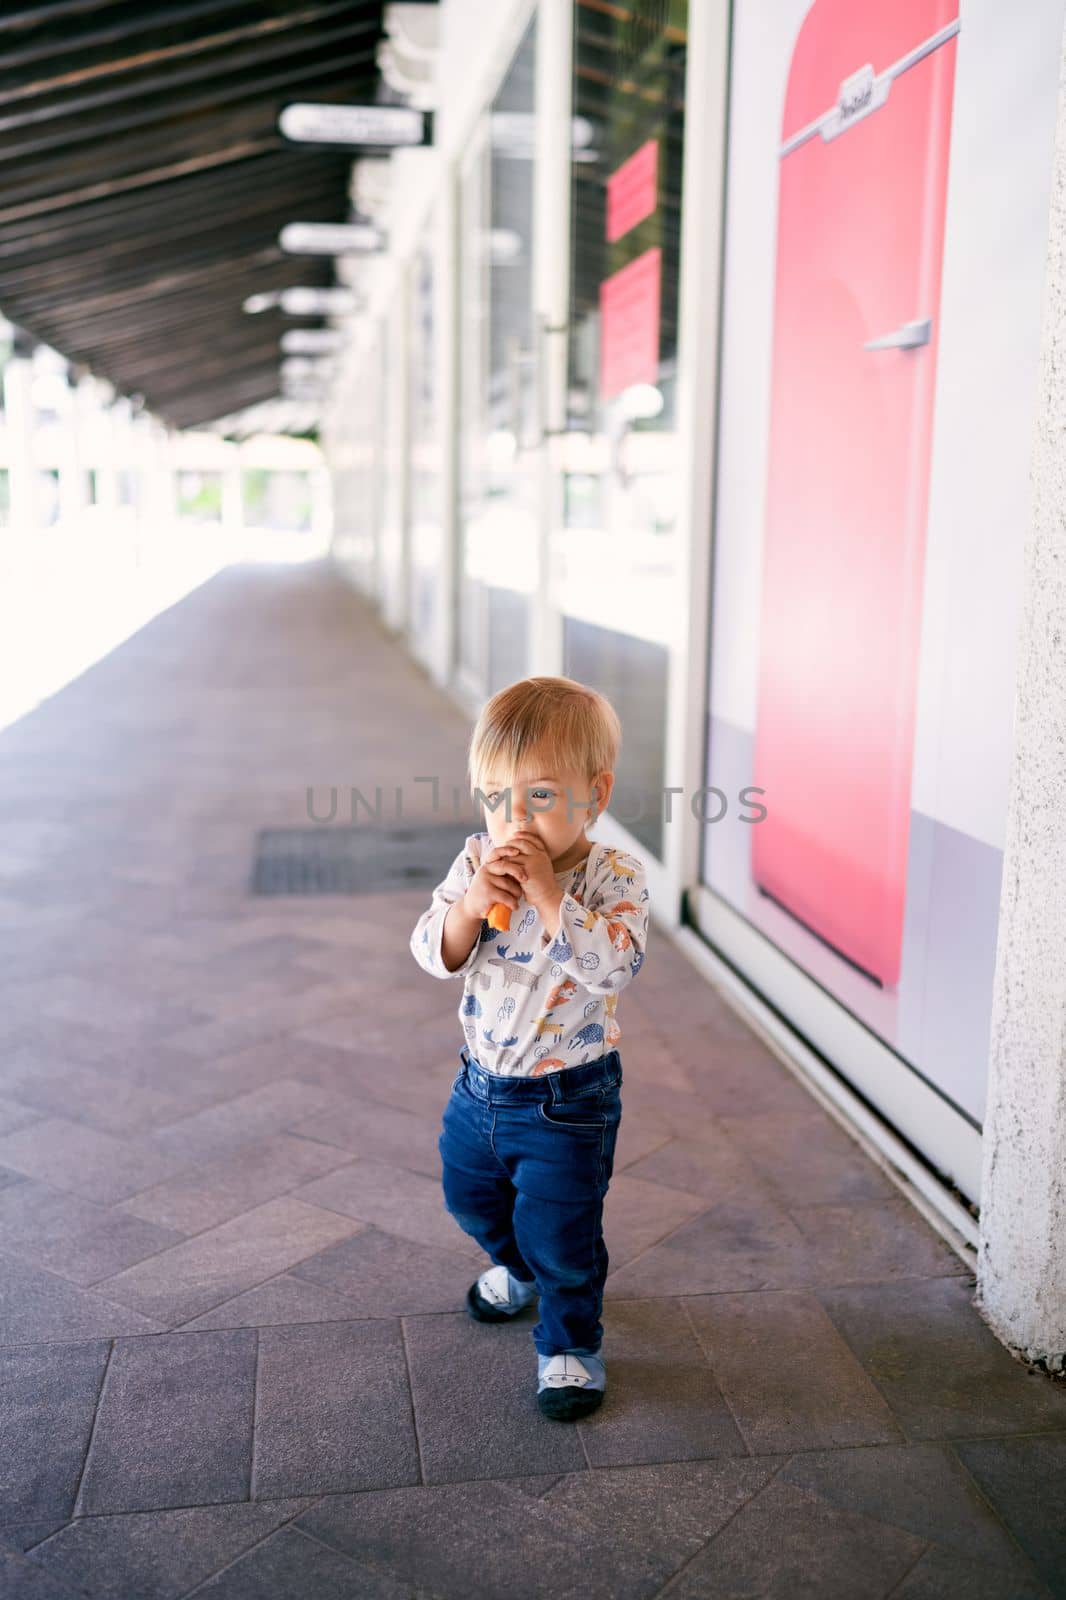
left=408, top=232, right=443, bottom=657
left=560, top=0, right=688, bottom=861
left=698, top=0, right=1065, bottom=1184
left=456, top=15, right=538, bottom=696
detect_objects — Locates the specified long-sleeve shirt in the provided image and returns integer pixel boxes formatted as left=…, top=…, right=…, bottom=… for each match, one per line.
left=409, top=832, right=650, bottom=1076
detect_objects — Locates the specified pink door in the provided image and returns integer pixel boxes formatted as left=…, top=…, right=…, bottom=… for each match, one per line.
left=750, top=0, right=959, bottom=988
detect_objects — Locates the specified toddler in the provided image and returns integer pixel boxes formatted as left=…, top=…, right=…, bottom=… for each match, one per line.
left=409, top=675, right=650, bottom=1420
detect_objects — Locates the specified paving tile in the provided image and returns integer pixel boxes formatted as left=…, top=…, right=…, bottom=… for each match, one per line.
left=795, top=1197, right=970, bottom=1285
left=0, top=1339, right=110, bottom=1527
left=818, top=1278, right=1066, bottom=1440
left=614, top=1077, right=737, bottom=1137
left=290, top=1099, right=444, bottom=1180
left=541, top=1457, right=781, bottom=1564
left=31, top=1211, right=185, bottom=1287
left=184, top=933, right=331, bottom=988
left=204, top=979, right=363, bottom=1034
left=601, top=1171, right=717, bottom=1267
left=664, top=1033, right=821, bottom=1117
left=783, top=1443, right=1033, bottom=1568
left=0, top=1099, right=44, bottom=1138
left=718, top=1110, right=898, bottom=1206
left=664, top=1473, right=926, bottom=1599
left=0, top=1054, right=191, bottom=1137
left=297, top=1475, right=697, bottom=1600
left=607, top=1108, right=678, bottom=1173
left=615, top=1126, right=771, bottom=1205
left=3, top=973, right=210, bottom=1039
left=117, top=1134, right=355, bottom=1235
left=604, top=1188, right=814, bottom=1298
left=0, top=1520, right=67, bottom=1554
left=892, top=1545, right=1052, bottom=1600
left=287, top=1226, right=476, bottom=1317
left=65, top=1040, right=250, bottom=1114
left=0, top=1255, right=163, bottom=1343
left=0, top=1118, right=193, bottom=1205
left=177, top=1273, right=374, bottom=1332
left=0, top=1178, right=109, bottom=1256
left=401, top=1313, right=587, bottom=1483
left=291, top=1158, right=483, bottom=1261
left=684, top=1291, right=903, bottom=1453
left=27, top=1499, right=314, bottom=1600
left=77, top=1329, right=257, bottom=1515
left=573, top=1298, right=747, bottom=1467
left=294, top=1465, right=768, bottom=1600
left=146, top=1081, right=350, bottom=1168
left=193, top=1523, right=426, bottom=1599
left=0, top=1017, right=188, bottom=1076
left=285, top=1047, right=452, bottom=1118
left=295, top=1011, right=435, bottom=1061
left=95, top=1197, right=362, bottom=1326
left=0, top=1549, right=77, bottom=1598
left=252, top=1320, right=421, bottom=1497
left=954, top=1433, right=1066, bottom=1596
left=195, top=1034, right=369, bottom=1096
left=155, top=1016, right=287, bottom=1064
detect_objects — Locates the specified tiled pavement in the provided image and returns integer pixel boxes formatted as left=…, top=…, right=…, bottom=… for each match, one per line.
left=0, top=558, right=1064, bottom=1600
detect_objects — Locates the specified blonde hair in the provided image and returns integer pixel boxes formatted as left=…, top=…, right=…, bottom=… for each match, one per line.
left=467, top=676, right=621, bottom=822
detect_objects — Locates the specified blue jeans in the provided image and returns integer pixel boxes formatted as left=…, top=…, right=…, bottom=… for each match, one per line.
left=438, top=1044, right=623, bottom=1357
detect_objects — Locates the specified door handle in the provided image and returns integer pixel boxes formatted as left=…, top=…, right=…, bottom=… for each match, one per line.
left=863, top=317, right=932, bottom=352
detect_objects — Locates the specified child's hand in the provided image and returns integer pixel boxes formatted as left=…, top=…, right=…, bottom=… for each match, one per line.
left=462, top=846, right=527, bottom=924
left=492, top=829, right=557, bottom=911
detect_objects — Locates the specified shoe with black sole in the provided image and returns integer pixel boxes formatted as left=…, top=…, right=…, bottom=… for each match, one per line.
left=466, top=1265, right=538, bottom=1322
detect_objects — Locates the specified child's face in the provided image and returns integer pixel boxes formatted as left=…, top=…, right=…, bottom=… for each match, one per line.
left=479, top=748, right=607, bottom=868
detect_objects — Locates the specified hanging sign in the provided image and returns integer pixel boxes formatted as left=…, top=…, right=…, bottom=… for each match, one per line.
left=279, top=222, right=383, bottom=255
left=281, top=329, right=346, bottom=355
left=279, top=287, right=361, bottom=316
left=279, top=103, right=427, bottom=147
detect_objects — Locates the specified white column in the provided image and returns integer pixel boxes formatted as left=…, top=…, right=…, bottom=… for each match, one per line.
left=2, top=356, right=40, bottom=534
left=110, top=397, right=135, bottom=522
left=93, top=388, right=121, bottom=520
left=57, top=373, right=88, bottom=527
left=976, top=26, right=1066, bottom=1371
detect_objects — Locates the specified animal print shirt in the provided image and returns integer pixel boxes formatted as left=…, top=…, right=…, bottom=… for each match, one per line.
left=409, top=832, right=650, bottom=1076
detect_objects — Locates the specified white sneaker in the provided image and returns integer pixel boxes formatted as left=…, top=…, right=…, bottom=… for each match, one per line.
left=466, top=1265, right=538, bottom=1322
left=536, top=1351, right=606, bottom=1420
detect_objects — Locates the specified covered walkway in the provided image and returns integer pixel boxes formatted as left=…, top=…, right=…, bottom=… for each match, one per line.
left=1, top=561, right=1064, bottom=1598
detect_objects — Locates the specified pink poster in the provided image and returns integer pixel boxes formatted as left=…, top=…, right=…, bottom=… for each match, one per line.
left=599, top=246, right=662, bottom=399
left=606, top=139, right=659, bottom=242
left=751, top=0, right=959, bottom=990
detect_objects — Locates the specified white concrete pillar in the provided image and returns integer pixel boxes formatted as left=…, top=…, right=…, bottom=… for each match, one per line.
left=2, top=356, right=40, bottom=534
left=977, top=26, right=1066, bottom=1371
left=111, top=398, right=136, bottom=521
left=57, top=371, right=88, bottom=527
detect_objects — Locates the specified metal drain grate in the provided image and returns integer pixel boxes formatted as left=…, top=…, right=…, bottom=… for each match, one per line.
left=249, top=824, right=473, bottom=897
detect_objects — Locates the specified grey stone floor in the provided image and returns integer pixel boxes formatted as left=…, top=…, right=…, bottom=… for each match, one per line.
left=0, top=559, right=1064, bottom=1600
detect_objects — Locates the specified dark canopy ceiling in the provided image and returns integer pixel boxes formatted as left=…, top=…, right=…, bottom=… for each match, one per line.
left=0, top=1, right=391, bottom=429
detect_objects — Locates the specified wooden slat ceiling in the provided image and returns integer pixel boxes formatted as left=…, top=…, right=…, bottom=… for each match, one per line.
left=0, top=1, right=392, bottom=429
